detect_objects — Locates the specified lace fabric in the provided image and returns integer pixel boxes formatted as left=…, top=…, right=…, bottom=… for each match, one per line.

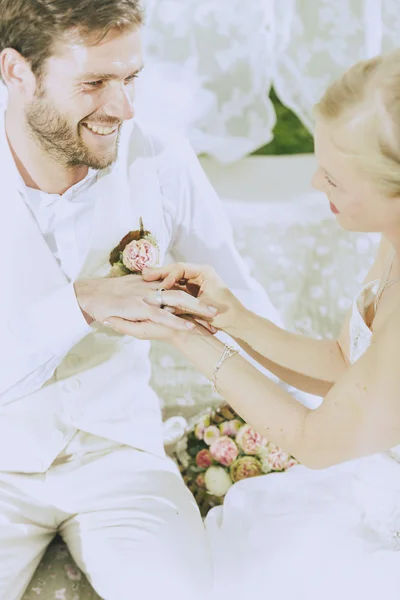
left=132, top=0, right=400, bottom=162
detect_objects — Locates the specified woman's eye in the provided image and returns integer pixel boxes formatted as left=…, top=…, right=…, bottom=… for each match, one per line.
left=324, top=174, right=337, bottom=187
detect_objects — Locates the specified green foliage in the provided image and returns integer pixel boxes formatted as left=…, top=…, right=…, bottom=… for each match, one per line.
left=252, top=88, right=314, bottom=156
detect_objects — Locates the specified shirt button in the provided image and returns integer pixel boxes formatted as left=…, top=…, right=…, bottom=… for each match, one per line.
left=61, top=379, right=81, bottom=393
left=66, top=354, right=81, bottom=369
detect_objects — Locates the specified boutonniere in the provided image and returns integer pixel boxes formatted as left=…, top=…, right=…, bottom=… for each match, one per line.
left=108, top=217, right=159, bottom=277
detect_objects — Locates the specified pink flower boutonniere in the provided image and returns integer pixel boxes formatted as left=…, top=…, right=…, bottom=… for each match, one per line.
left=109, top=217, right=159, bottom=277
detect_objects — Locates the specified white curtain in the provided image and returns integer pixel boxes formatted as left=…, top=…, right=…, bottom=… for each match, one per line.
left=137, top=0, right=400, bottom=162
left=136, top=0, right=277, bottom=163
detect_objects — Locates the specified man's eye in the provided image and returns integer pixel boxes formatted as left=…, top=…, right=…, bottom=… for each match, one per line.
left=85, top=80, right=103, bottom=88
left=83, top=74, right=139, bottom=89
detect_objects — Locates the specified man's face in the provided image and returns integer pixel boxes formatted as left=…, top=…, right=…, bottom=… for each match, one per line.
left=25, top=26, right=143, bottom=170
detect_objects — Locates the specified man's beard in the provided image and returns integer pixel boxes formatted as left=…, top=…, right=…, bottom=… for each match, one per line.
left=25, top=90, right=121, bottom=170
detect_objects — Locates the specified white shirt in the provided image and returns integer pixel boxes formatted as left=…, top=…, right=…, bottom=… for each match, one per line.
left=23, top=169, right=98, bottom=281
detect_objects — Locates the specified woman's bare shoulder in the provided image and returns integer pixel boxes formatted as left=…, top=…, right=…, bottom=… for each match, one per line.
left=336, top=235, right=389, bottom=361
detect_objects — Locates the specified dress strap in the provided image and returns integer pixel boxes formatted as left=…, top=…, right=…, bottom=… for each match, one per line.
left=374, top=248, right=398, bottom=312
left=384, top=276, right=400, bottom=292
left=384, top=247, right=396, bottom=284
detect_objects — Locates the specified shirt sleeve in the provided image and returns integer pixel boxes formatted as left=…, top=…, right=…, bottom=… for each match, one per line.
left=1, top=282, right=92, bottom=406
left=158, top=135, right=283, bottom=325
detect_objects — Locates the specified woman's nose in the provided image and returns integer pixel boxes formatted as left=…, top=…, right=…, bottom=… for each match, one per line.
left=311, top=169, right=324, bottom=192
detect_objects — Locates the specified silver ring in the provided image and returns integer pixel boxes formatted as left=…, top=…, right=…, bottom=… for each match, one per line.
left=156, top=287, right=166, bottom=309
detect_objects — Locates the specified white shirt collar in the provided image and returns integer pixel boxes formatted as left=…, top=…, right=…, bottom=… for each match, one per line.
left=2, top=123, right=99, bottom=202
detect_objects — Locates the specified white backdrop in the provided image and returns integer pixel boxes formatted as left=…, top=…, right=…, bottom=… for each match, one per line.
left=136, top=0, right=400, bottom=162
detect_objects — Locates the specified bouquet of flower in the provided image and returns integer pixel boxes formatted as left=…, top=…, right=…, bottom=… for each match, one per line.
left=173, top=404, right=298, bottom=517
left=108, top=217, right=159, bottom=277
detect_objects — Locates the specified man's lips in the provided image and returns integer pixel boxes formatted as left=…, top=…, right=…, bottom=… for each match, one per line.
left=81, top=122, right=120, bottom=136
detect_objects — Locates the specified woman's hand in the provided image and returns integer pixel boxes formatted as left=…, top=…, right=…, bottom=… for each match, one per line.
left=142, top=262, right=246, bottom=333
left=75, top=274, right=218, bottom=333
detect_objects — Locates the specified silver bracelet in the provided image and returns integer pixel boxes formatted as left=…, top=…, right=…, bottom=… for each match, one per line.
left=211, top=343, right=240, bottom=398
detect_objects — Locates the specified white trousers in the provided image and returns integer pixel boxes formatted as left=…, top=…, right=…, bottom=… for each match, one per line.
left=0, top=432, right=212, bottom=600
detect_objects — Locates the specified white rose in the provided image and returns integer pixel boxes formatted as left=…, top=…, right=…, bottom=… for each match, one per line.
left=203, top=425, right=221, bottom=446
left=204, top=466, right=232, bottom=497
left=258, top=447, right=273, bottom=474
left=174, top=438, right=190, bottom=468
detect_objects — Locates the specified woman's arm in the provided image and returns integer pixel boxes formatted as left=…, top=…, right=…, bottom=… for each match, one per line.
left=144, top=241, right=388, bottom=396
left=229, top=315, right=347, bottom=396
left=144, top=264, right=345, bottom=394
left=143, top=238, right=389, bottom=397
left=224, top=237, right=392, bottom=396
left=171, top=306, right=400, bottom=469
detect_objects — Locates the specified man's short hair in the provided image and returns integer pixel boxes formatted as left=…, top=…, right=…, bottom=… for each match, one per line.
left=0, top=0, right=144, bottom=79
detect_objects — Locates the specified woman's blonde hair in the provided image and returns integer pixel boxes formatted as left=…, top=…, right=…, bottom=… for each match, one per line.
left=314, top=49, right=400, bottom=197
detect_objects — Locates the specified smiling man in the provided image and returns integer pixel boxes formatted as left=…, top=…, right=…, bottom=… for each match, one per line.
left=0, top=1, right=282, bottom=599
left=4, top=8, right=144, bottom=191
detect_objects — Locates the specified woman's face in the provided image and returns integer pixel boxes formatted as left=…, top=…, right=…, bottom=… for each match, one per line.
left=312, top=118, right=400, bottom=234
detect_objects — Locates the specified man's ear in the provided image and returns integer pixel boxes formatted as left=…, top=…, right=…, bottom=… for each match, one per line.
left=0, top=48, right=36, bottom=96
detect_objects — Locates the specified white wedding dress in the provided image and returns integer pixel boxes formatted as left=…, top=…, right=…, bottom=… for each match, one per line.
left=206, top=278, right=400, bottom=599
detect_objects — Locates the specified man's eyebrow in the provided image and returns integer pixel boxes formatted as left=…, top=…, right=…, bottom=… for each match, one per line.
left=79, top=65, right=144, bottom=81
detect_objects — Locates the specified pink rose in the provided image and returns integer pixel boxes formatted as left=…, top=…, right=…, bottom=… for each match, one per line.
left=122, top=238, right=159, bottom=273
left=236, top=424, right=266, bottom=455
left=230, top=456, right=263, bottom=482
left=219, top=419, right=242, bottom=437
left=266, top=448, right=291, bottom=471
left=204, top=425, right=221, bottom=446
left=196, top=449, right=213, bottom=468
left=210, top=436, right=239, bottom=467
left=196, top=473, right=206, bottom=488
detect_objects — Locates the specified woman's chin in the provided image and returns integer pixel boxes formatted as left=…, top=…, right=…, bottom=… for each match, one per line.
left=334, top=214, right=371, bottom=233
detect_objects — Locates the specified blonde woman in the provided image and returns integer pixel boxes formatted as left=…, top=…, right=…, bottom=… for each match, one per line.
left=108, top=50, right=400, bottom=598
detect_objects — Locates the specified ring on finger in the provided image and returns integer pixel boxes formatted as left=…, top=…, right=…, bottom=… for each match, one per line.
left=156, top=287, right=167, bottom=309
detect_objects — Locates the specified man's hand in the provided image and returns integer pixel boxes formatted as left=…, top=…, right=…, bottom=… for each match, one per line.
left=73, top=274, right=217, bottom=335
left=101, top=313, right=215, bottom=341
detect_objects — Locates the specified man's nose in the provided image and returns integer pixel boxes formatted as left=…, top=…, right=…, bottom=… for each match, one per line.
left=103, top=83, right=135, bottom=122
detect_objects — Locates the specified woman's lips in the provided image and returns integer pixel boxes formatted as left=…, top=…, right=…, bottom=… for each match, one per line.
left=329, top=201, right=340, bottom=214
